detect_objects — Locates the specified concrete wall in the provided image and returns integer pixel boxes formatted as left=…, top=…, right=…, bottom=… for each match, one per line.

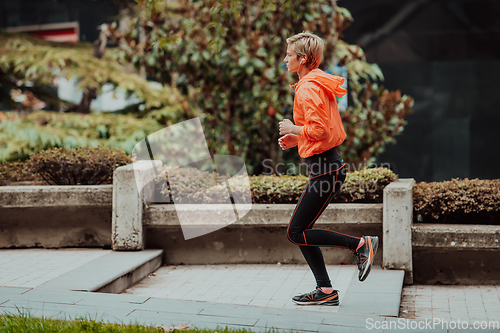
left=3, top=174, right=499, bottom=285
left=0, top=206, right=111, bottom=248
left=143, top=201, right=386, bottom=267
left=146, top=224, right=383, bottom=266
left=0, top=185, right=112, bottom=248
left=412, top=224, right=500, bottom=285
left=413, top=249, right=500, bottom=285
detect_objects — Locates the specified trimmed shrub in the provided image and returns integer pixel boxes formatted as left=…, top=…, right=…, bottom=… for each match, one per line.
left=335, top=167, right=398, bottom=203
left=0, top=160, right=37, bottom=185
left=24, top=146, right=131, bottom=185
left=151, top=166, right=398, bottom=204
left=413, top=178, right=500, bottom=224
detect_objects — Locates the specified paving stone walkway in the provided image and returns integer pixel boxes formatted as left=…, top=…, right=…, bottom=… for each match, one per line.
left=1, top=248, right=500, bottom=332
left=122, top=264, right=354, bottom=311
left=121, top=264, right=403, bottom=316
left=399, top=285, right=500, bottom=324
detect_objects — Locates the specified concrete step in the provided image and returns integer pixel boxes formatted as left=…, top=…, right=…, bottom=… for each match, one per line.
left=34, top=249, right=163, bottom=293
left=338, top=266, right=404, bottom=317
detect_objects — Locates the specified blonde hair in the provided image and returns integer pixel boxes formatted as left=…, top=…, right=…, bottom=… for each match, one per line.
left=286, top=31, right=324, bottom=69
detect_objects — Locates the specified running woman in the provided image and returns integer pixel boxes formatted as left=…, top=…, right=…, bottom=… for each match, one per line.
left=278, top=31, right=379, bottom=306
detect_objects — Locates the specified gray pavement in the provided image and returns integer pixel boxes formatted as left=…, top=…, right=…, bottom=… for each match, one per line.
left=121, top=264, right=403, bottom=316
left=400, top=285, right=500, bottom=324
left=1, top=248, right=500, bottom=332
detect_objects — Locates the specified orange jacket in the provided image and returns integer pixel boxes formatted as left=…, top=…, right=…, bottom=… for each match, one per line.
left=291, top=68, right=347, bottom=159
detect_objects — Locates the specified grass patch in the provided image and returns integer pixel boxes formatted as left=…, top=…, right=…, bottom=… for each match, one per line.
left=0, top=308, right=282, bottom=333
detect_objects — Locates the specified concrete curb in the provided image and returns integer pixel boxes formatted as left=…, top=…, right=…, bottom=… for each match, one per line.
left=0, top=185, right=112, bottom=208
left=144, top=203, right=384, bottom=227
left=36, top=249, right=163, bottom=293
left=413, top=224, right=500, bottom=250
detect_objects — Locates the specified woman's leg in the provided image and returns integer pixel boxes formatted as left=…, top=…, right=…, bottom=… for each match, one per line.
left=287, top=165, right=361, bottom=287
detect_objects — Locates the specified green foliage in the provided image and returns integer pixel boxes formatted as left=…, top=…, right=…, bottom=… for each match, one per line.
left=0, top=311, right=163, bottom=333
left=0, top=111, right=163, bottom=162
left=249, top=174, right=309, bottom=204
left=414, top=178, right=500, bottom=224
left=0, top=160, right=37, bottom=184
left=151, top=165, right=397, bottom=204
left=0, top=31, right=184, bottom=113
left=105, top=0, right=413, bottom=175
left=339, top=82, right=414, bottom=165
left=24, top=146, right=131, bottom=185
left=339, top=166, right=398, bottom=202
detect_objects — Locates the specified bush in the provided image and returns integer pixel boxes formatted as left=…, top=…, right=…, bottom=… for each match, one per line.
left=105, top=1, right=413, bottom=175
left=0, top=160, right=37, bottom=185
left=335, top=167, right=399, bottom=203
left=413, top=178, right=500, bottom=224
left=24, top=146, right=131, bottom=185
left=151, top=166, right=398, bottom=204
left=0, top=31, right=183, bottom=116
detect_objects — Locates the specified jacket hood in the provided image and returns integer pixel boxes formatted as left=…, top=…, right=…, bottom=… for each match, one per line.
left=290, top=68, right=347, bottom=98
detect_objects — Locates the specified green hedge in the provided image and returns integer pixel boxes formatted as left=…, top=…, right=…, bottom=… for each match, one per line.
left=413, top=178, right=500, bottom=225
left=151, top=166, right=398, bottom=204
left=1, top=146, right=131, bottom=185
left=4, top=152, right=500, bottom=225
left=1, top=146, right=398, bottom=203
left=0, top=156, right=398, bottom=203
left=0, top=160, right=37, bottom=184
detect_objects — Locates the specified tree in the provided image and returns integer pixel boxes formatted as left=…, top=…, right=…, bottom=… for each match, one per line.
left=0, top=31, right=183, bottom=117
left=0, top=31, right=187, bottom=162
left=103, top=0, right=413, bottom=174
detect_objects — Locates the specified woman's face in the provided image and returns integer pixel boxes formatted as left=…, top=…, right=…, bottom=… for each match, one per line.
left=283, top=44, right=303, bottom=73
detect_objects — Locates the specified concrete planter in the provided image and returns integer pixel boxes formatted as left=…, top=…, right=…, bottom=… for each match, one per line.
left=0, top=161, right=416, bottom=283
left=412, top=224, right=500, bottom=284
left=1, top=180, right=49, bottom=186
left=24, top=160, right=500, bottom=284
left=0, top=185, right=113, bottom=248
left=112, top=161, right=416, bottom=284
left=2, top=161, right=498, bottom=284
left=144, top=202, right=386, bottom=273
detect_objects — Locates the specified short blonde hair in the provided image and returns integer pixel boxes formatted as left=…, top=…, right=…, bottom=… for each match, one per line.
left=286, top=31, right=324, bottom=69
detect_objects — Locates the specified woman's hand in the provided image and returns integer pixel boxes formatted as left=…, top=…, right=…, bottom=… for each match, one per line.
left=279, top=119, right=296, bottom=136
left=278, top=134, right=299, bottom=150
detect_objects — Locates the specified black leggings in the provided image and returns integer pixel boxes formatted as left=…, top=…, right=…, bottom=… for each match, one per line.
left=286, top=147, right=361, bottom=288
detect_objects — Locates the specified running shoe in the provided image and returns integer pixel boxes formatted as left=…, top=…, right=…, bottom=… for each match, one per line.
left=292, top=288, right=339, bottom=306
left=355, top=236, right=379, bottom=282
